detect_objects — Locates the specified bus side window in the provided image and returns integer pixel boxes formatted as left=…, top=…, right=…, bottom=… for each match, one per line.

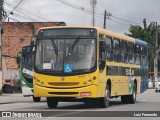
left=105, top=37, right=113, bottom=61
left=99, top=35, right=106, bottom=60
left=135, top=44, right=141, bottom=65
left=99, top=35, right=106, bottom=73
left=113, top=38, right=121, bottom=62
left=141, top=46, right=147, bottom=66
left=121, top=40, right=128, bottom=63
left=128, top=42, right=135, bottom=64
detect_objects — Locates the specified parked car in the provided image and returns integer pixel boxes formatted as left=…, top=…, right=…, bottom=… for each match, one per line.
left=148, top=79, right=153, bottom=89
left=155, top=78, right=160, bottom=92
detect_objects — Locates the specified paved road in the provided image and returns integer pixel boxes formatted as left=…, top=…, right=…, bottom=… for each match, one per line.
left=0, top=89, right=160, bottom=120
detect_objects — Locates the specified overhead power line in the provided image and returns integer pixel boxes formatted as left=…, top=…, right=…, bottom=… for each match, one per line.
left=109, top=18, right=130, bottom=26
left=57, top=0, right=143, bottom=26
left=4, top=3, right=39, bottom=22
left=5, top=0, right=24, bottom=19
left=4, top=1, right=52, bottom=22
left=5, top=0, right=145, bottom=27
left=112, top=15, right=143, bottom=26
left=57, top=0, right=103, bottom=16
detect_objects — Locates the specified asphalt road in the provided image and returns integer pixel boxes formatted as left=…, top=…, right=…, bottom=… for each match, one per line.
left=0, top=89, right=160, bottom=120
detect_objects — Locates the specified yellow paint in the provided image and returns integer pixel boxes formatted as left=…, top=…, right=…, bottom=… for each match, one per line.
left=34, top=26, right=141, bottom=99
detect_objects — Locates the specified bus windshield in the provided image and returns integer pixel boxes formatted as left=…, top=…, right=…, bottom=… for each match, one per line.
left=22, top=52, right=34, bottom=79
left=35, top=38, right=96, bottom=74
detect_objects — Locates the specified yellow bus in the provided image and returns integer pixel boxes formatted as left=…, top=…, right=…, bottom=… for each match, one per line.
left=33, top=26, right=148, bottom=108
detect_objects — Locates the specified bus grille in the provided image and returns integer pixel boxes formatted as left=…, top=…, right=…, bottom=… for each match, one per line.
left=48, top=82, right=79, bottom=86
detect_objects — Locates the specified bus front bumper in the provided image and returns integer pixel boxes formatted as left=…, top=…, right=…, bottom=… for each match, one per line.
left=34, top=83, right=100, bottom=98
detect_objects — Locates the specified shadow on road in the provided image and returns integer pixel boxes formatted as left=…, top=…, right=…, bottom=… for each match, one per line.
left=52, top=100, right=125, bottom=110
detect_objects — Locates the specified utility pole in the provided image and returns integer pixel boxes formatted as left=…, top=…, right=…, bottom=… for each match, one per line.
left=103, top=10, right=106, bottom=29
left=0, top=0, right=3, bottom=94
left=90, top=0, right=97, bottom=26
left=154, top=22, right=158, bottom=85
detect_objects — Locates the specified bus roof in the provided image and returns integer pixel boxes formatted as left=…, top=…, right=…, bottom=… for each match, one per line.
left=134, top=38, right=148, bottom=46
left=38, top=26, right=146, bottom=44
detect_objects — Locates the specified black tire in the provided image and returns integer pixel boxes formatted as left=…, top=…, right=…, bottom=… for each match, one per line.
left=47, top=97, right=58, bottom=109
left=98, top=84, right=110, bottom=108
left=33, top=96, right=41, bottom=102
left=155, top=90, right=158, bottom=92
left=121, top=83, right=137, bottom=104
left=121, top=95, right=128, bottom=103
left=84, top=101, right=90, bottom=104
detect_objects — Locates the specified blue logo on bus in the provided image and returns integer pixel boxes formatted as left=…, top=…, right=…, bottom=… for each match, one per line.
left=64, top=64, right=72, bottom=73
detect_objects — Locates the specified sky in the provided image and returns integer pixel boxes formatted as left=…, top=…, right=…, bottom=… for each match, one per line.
left=4, top=0, right=160, bottom=34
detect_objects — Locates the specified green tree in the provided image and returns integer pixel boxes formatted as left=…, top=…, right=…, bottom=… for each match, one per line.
left=125, top=19, right=160, bottom=72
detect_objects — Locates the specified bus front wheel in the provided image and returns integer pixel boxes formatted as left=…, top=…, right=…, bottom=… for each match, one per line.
left=98, top=84, right=110, bottom=108
left=47, top=97, right=58, bottom=109
left=32, top=96, right=41, bottom=102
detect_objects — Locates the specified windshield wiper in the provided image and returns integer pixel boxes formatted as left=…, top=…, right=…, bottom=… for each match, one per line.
left=51, top=39, right=58, bottom=55
left=69, top=36, right=80, bottom=55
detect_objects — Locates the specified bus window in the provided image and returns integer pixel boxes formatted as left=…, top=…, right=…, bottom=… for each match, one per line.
left=135, top=44, right=140, bottom=65
left=141, top=46, right=147, bottom=66
left=121, top=40, right=128, bottom=63
left=113, top=38, right=121, bottom=62
left=105, top=37, right=113, bottom=61
left=128, top=42, right=134, bottom=64
left=99, top=35, right=106, bottom=72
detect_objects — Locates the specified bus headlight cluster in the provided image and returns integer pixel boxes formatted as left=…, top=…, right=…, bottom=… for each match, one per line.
left=83, top=81, right=87, bottom=85
left=88, top=79, right=92, bottom=82
left=36, top=79, right=40, bottom=82
left=83, top=79, right=93, bottom=85
left=41, top=81, right=44, bottom=85
left=34, top=77, right=44, bottom=85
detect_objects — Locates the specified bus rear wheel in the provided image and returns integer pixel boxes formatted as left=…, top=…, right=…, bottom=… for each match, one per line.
left=98, top=84, right=110, bottom=108
left=47, top=97, right=58, bottom=109
left=32, top=96, right=41, bottom=102
left=121, top=83, right=137, bottom=104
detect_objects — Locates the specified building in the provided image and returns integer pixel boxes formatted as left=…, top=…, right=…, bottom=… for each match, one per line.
left=2, top=22, right=65, bottom=88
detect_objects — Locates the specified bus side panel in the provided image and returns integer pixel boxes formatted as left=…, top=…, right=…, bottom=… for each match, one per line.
left=134, top=38, right=148, bottom=93
left=140, top=65, right=148, bottom=93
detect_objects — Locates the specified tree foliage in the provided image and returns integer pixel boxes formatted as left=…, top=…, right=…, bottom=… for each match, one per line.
left=125, top=18, right=160, bottom=72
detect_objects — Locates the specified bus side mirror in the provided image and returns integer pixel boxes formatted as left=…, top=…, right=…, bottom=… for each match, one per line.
left=30, top=36, right=37, bottom=52
left=100, top=41, right=107, bottom=52
left=30, top=41, right=34, bottom=52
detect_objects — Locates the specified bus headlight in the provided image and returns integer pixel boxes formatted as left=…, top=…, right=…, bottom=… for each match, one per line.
left=83, top=81, right=87, bottom=85
left=88, top=79, right=92, bottom=82
left=41, top=81, right=44, bottom=85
